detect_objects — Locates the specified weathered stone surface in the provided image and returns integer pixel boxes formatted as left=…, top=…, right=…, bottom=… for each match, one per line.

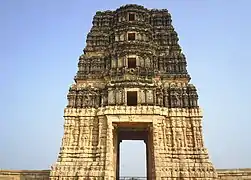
left=1, top=169, right=251, bottom=180
left=48, top=4, right=220, bottom=179
left=217, top=168, right=251, bottom=180
left=0, top=170, right=50, bottom=180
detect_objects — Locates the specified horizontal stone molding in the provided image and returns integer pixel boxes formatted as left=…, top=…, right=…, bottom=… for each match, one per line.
left=64, top=106, right=203, bottom=117
left=1, top=169, right=251, bottom=179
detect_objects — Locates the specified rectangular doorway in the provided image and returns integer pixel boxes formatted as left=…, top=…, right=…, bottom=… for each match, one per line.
left=113, top=122, right=153, bottom=180
left=127, top=91, right=137, bottom=106
left=128, top=32, right=136, bottom=41
left=120, top=140, right=146, bottom=178
left=128, top=57, right=136, bottom=68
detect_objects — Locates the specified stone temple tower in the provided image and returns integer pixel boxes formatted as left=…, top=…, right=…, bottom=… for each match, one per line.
left=50, top=4, right=218, bottom=180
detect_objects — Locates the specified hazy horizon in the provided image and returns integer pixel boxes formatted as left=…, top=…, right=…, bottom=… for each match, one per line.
left=1, top=0, right=251, bottom=177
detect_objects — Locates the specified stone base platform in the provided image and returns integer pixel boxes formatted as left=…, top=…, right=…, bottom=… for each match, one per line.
left=0, top=168, right=250, bottom=180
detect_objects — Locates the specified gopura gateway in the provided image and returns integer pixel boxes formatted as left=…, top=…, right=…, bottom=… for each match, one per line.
left=50, top=4, right=217, bottom=179
left=1, top=4, right=251, bottom=180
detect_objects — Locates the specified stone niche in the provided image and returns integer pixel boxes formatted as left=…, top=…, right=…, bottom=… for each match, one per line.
left=107, top=87, right=155, bottom=106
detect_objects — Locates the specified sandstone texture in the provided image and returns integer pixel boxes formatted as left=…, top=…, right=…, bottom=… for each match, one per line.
left=0, top=170, right=50, bottom=180
left=1, top=169, right=251, bottom=179
left=49, top=4, right=218, bottom=179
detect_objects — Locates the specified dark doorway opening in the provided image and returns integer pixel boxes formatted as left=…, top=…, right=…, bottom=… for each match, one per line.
left=127, top=91, right=137, bottom=106
left=129, top=13, right=136, bottom=21
left=128, top=58, right=136, bottom=68
left=128, top=33, right=136, bottom=41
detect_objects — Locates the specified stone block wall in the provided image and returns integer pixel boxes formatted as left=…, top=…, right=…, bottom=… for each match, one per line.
left=217, top=168, right=251, bottom=179
left=1, top=169, right=251, bottom=179
left=0, top=170, right=50, bottom=180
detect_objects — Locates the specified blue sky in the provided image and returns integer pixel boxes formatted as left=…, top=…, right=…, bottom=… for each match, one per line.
left=0, top=0, right=251, bottom=177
